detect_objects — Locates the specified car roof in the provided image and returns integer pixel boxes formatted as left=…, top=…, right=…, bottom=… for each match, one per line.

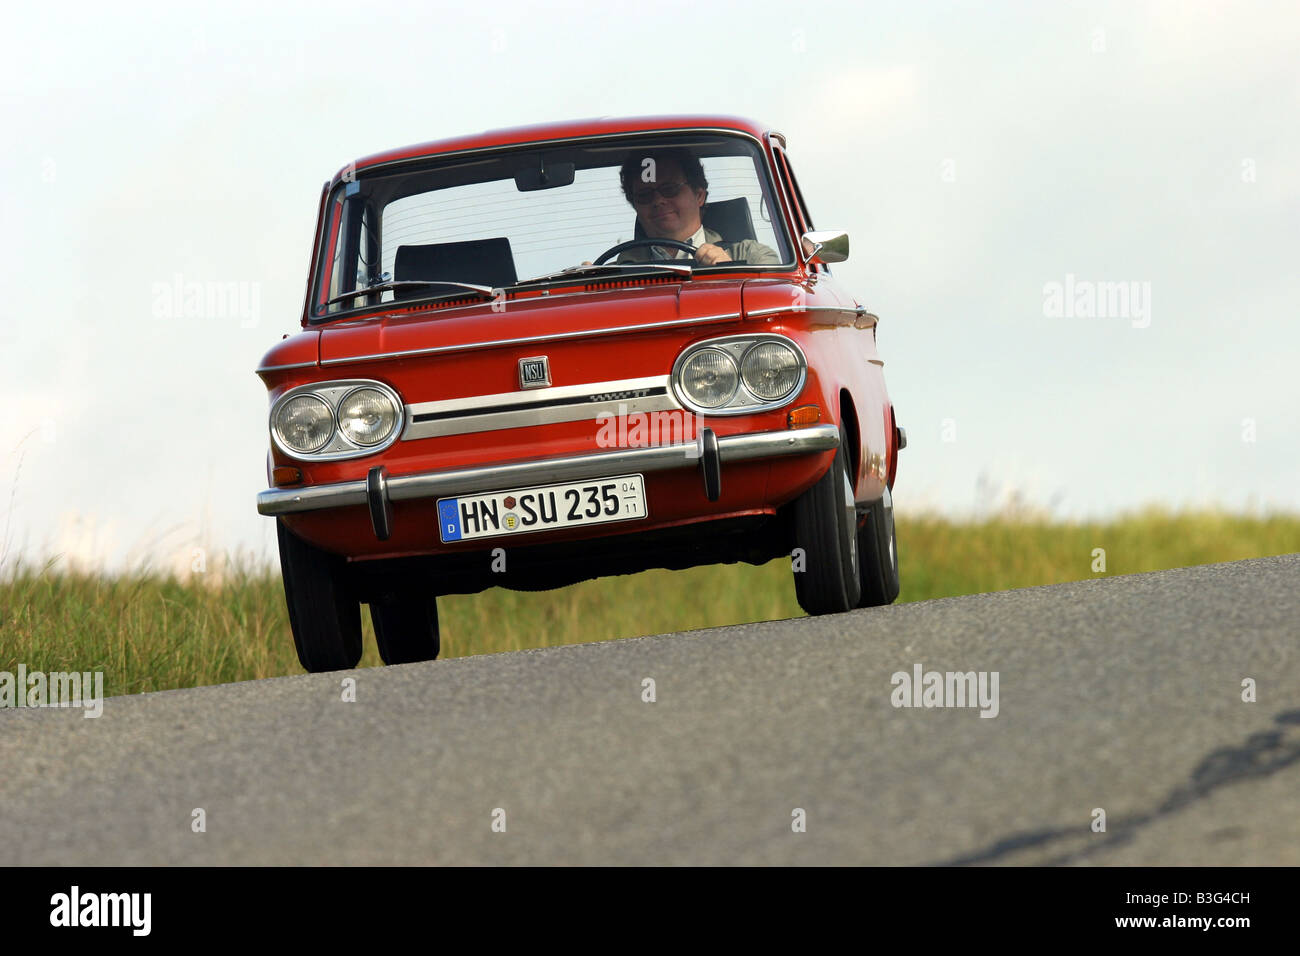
left=338, top=115, right=782, bottom=182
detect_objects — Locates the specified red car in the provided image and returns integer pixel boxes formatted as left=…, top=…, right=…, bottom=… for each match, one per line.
left=256, top=115, right=903, bottom=672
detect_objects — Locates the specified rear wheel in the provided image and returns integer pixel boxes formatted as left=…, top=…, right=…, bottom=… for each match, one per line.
left=856, top=485, right=900, bottom=606
left=792, top=426, right=862, bottom=615
left=370, top=586, right=441, bottom=665
left=275, top=518, right=363, bottom=673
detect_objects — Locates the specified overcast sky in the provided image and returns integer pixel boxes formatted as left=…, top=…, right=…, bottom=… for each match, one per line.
left=2, top=0, right=1298, bottom=574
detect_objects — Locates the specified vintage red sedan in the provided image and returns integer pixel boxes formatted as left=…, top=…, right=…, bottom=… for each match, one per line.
left=256, top=115, right=903, bottom=672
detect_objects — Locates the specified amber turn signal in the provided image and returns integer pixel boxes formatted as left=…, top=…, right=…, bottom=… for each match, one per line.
left=272, top=466, right=303, bottom=485
left=787, top=405, right=821, bottom=428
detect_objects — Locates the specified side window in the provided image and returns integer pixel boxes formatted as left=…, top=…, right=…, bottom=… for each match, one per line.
left=772, top=148, right=807, bottom=234
left=773, top=147, right=824, bottom=272
left=320, top=192, right=378, bottom=314
left=699, top=155, right=785, bottom=257
left=356, top=206, right=378, bottom=289
left=320, top=194, right=345, bottom=311
left=782, top=154, right=816, bottom=231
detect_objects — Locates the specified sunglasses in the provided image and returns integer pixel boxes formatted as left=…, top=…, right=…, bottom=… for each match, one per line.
left=632, top=181, right=693, bottom=204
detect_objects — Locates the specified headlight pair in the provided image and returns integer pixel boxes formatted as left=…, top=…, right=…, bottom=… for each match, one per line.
left=674, top=335, right=806, bottom=414
left=271, top=380, right=402, bottom=460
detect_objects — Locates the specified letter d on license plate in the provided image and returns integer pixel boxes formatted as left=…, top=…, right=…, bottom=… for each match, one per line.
left=437, top=474, right=646, bottom=543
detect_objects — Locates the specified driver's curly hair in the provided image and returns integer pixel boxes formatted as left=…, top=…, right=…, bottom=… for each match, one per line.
left=619, top=148, right=708, bottom=205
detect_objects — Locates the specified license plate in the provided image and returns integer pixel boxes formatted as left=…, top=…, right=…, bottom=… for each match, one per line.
left=437, top=474, right=647, bottom=543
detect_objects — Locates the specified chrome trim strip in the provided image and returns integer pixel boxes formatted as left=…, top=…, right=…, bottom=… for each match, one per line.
left=256, top=424, right=839, bottom=516
left=255, top=360, right=318, bottom=374
left=406, top=392, right=682, bottom=439
left=403, top=375, right=681, bottom=440
left=408, top=375, right=668, bottom=418
left=319, top=313, right=744, bottom=367
left=745, top=305, right=858, bottom=318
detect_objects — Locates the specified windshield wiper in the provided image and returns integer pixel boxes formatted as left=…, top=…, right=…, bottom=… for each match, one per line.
left=323, top=279, right=498, bottom=308
left=514, top=262, right=693, bottom=287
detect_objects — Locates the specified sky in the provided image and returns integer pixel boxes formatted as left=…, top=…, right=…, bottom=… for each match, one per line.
left=2, top=0, right=1298, bottom=575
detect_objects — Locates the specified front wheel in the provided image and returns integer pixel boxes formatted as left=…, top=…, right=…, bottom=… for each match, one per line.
left=791, top=427, right=862, bottom=615
left=276, top=518, right=363, bottom=673
left=856, top=486, right=900, bottom=606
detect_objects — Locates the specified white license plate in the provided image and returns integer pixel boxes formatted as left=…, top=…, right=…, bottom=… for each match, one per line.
left=437, top=474, right=647, bottom=543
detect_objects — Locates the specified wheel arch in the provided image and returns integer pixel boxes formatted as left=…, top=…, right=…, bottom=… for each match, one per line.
left=839, top=388, right=861, bottom=489
left=887, top=404, right=899, bottom=490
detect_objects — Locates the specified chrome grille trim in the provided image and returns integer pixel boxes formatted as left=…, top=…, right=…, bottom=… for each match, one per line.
left=403, top=376, right=683, bottom=440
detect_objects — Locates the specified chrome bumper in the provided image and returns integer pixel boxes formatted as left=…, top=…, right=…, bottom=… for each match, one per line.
left=257, top=424, right=838, bottom=517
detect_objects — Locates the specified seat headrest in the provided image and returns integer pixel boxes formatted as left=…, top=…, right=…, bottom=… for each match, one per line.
left=393, top=237, right=518, bottom=298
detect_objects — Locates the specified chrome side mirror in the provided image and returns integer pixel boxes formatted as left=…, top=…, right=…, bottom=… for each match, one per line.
left=800, top=230, right=849, bottom=264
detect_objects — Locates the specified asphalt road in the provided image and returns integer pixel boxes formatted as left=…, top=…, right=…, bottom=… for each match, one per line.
left=2, top=554, right=1297, bottom=865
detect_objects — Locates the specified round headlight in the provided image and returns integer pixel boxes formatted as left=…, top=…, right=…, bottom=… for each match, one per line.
left=741, top=342, right=802, bottom=401
left=680, top=348, right=739, bottom=409
left=274, top=395, right=333, bottom=453
left=337, top=387, right=398, bottom=446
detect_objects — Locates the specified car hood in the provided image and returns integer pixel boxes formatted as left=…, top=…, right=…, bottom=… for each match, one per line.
left=316, top=279, right=749, bottom=366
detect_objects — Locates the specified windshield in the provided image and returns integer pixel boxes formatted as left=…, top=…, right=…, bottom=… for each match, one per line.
left=309, top=132, right=792, bottom=319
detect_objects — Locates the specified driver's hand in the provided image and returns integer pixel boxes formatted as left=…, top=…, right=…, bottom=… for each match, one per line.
left=694, top=243, right=732, bottom=265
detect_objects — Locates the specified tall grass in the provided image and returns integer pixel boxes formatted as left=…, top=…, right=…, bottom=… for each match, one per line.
left=1, top=509, right=1297, bottom=697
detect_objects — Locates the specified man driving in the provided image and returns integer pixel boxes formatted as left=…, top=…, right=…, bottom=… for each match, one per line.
left=614, top=149, right=780, bottom=265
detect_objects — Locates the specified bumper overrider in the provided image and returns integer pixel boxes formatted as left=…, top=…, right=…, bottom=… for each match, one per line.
left=257, top=424, right=839, bottom=541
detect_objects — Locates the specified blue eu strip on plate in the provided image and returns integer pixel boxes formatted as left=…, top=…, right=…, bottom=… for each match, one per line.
left=438, top=499, right=462, bottom=541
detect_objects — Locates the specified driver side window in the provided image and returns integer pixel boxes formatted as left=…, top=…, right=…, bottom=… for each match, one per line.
left=699, top=155, right=783, bottom=252
left=773, top=147, right=824, bottom=272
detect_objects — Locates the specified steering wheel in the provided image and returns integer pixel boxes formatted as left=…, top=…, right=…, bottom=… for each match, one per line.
left=592, top=238, right=697, bottom=266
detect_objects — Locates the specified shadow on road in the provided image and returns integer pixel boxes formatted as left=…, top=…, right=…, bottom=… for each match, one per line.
left=934, top=709, right=1300, bottom=866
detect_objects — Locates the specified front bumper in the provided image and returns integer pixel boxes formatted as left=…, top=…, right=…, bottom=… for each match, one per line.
left=257, top=424, right=839, bottom=523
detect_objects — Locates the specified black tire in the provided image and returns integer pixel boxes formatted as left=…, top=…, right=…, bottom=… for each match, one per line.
left=856, top=485, right=900, bottom=606
left=370, top=586, right=441, bottom=665
left=792, top=426, right=862, bottom=615
left=275, top=518, right=363, bottom=673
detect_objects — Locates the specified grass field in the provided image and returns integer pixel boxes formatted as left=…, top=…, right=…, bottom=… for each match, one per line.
left=2, top=509, right=1297, bottom=698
